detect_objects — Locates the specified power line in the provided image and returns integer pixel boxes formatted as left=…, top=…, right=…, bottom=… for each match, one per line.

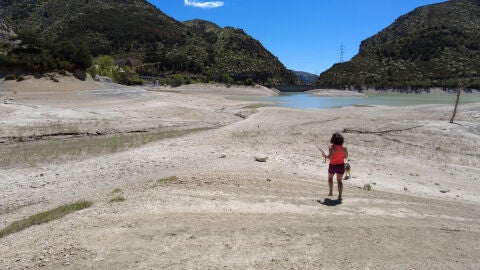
left=339, top=43, right=345, bottom=63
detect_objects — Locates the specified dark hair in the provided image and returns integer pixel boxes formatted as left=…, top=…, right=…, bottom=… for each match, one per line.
left=330, top=132, right=344, bottom=145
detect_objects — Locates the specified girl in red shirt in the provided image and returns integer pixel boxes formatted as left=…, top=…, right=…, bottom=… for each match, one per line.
left=321, top=133, right=349, bottom=201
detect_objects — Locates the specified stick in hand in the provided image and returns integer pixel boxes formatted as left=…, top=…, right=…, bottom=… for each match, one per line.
left=315, top=145, right=328, bottom=163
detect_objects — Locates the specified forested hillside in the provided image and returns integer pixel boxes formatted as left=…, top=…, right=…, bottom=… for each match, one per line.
left=0, top=0, right=297, bottom=85
left=317, top=0, right=480, bottom=90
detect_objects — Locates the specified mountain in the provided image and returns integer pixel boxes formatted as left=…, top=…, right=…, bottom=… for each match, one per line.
left=317, top=0, right=480, bottom=90
left=179, top=19, right=298, bottom=84
left=0, top=0, right=296, bottom=84
left=293, top=71, right=318, bottom=85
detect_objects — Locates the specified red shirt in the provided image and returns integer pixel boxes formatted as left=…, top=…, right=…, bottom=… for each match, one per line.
left=330, top=145, right=345, bottom=165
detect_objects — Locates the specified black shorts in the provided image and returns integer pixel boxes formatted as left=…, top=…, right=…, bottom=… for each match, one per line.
left=328, top=164, right=345, bottom=175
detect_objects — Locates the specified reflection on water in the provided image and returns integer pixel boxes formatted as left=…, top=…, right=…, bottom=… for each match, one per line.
left=236, top=92, right=480, bottom=109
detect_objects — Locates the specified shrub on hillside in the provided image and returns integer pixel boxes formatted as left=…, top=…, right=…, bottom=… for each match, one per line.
left=220, top=73, right=234, bottom=84
left=113, top=65, right=143, bottom=85
left=244, top=78, right=254, bottom=86
left=171, top=74, right=184, bottom=87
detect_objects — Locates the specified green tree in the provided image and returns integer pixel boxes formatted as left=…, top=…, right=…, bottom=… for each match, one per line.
left=220, top=73, right=234, bottom=84
left=90, top=55, right=115, bottom=78
left=244, top=78, right=254, bottom=86
left=171, top=74, right=184, bottom=87
left=72, top=44, right=92, bottom=69
left=16, top=28, right=44, bottom=50
left=95, top=55, right=114, bottom=70
left=112, top=65, right=143, bottom=85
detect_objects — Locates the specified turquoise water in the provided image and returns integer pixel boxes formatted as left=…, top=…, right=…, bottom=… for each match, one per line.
left=241, top=92, right=480, bottom=109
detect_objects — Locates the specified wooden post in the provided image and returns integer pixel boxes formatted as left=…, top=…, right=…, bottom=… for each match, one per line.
left=450, top=82, right=462, bottom=123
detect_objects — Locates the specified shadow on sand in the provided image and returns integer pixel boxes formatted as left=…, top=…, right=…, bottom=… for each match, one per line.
left=317, top=198, right=342, bottom=206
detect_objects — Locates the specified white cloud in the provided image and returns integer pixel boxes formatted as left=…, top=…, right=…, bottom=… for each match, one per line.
left=184, top=0, right=224, bottom=9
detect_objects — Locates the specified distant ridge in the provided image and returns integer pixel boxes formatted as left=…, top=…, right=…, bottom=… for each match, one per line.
left=293, top=71, right=318, bottom=85
left=317, top=0, right=480, bottom=90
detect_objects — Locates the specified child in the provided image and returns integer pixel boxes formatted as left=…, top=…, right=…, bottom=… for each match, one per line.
left=320, top=133, right=349, bottom=201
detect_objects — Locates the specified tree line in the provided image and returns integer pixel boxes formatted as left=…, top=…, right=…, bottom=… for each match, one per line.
left=1, top=28, right=91, bottom=73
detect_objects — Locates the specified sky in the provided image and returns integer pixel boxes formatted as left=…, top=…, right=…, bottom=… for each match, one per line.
left=149, top=0, right=447, bottom=75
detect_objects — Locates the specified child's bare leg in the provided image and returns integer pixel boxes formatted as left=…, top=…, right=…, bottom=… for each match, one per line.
left=328, top=173, right=334, bottom=196
left=336, top=174, right=344, bottom=200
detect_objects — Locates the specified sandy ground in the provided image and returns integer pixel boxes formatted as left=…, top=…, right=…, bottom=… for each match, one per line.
left=0, top=76, right=480, bottom=269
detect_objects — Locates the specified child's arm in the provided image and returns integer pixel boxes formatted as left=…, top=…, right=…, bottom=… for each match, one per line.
left=327, top=145, right=333, bottom=159
left=315, top=145, right=328, bottom=159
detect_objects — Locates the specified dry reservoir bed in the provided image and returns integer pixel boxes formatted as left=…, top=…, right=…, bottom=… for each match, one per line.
left=0, top=80, right=479, bottom=269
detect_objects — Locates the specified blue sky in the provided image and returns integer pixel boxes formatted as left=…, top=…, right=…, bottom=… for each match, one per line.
left=149, top=0, right=447, bottom=75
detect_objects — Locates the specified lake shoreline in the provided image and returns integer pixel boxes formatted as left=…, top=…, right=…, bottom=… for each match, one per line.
left=240, top=90, right=480, bottom=109
left=309, top=87, right=480, bottom=96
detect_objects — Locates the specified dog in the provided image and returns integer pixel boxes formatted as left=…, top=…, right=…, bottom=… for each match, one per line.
left=344, top=163, right=351, bottom=180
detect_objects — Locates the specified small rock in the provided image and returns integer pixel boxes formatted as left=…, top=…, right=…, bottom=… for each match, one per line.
left=218, top=154, right=227, bottom=158
left=4, top=74, right=16, bottom=80
left=363, top=184, right=372, bottom=191
left=440, top=189, right=450, bottom=194
left=254, top=156, right=268, bottom=162
left=404, top=187, right=408, bottom=191
left=435, top=183, right=440, bottom=186
left=266, top=178, right=272, bottom=182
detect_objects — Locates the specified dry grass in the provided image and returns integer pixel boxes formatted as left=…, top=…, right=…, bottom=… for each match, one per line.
left=109, top=196, right=126, bottom=203
left=0, top=201, right=92, bottom=238
left=157, top=176, right=179, bottom=183
left=242, top=103, right=271, bottom=109
left=0, top=127, right=209, bottom=168
left=148, top=176, right=179, bottom=188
